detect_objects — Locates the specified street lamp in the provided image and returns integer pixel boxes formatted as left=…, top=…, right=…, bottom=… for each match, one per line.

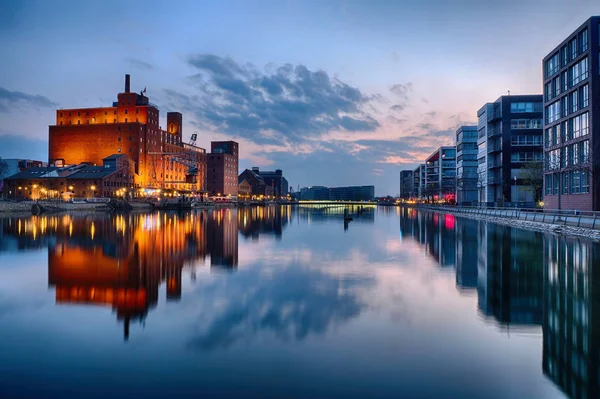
left=90, top=185, right=96, bottom=198
left=513, top=176, right=517, bottom=207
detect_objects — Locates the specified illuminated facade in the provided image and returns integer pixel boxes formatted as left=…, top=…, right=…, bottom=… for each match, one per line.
left=48, top=74, right=206, bottom=192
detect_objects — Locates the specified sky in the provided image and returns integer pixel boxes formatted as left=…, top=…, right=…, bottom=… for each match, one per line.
left=0, top=0, right=599, bottom=196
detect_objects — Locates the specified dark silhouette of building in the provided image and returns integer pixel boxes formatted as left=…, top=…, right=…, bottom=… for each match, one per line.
left=251, top=167, right=289, bottom=198
left=399, top=170, right=413, bottom=199
left=238, top=168, right=274, bottom=199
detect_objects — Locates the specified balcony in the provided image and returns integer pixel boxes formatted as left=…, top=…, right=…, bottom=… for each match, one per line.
left=487, top=142, right=502, bottom=153
left=487, top=127, right=501, bottom=138
left=487, top=109, right=502, bottom=123
left=487, top=159, right=502, bottom=168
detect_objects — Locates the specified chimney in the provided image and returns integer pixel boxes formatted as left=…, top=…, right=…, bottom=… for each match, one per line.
left=125, top=74, right=131, bottom=93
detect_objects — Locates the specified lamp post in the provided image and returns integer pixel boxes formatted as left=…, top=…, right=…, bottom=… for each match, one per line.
left=513, top=175, right=517, bottom=207
left=90, top=185, right=96, bottom=199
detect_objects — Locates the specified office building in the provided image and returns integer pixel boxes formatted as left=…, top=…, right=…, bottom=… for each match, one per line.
left=251, top=167, right=289, bottom=198
left=48, top=74, right=206, bottom=192
left=413, top=164, right=426, bottom=199
left=329, top=185, right=374, bottom=201
left=425, top=146, right=456, bottom=202
left=455, top=126, right=479, bottom=204
left=399, top=170, right=413, bottom=199
left=477, top=95, right=543, bottom=205
left=299, top=186, right=330, bottom=200
left=543, top=16, right=599, bottom=211
left=207, top=141, right=239, bottom=197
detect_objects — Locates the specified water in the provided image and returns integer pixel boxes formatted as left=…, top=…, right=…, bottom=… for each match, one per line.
left=0, top=206, right=598, bottom=399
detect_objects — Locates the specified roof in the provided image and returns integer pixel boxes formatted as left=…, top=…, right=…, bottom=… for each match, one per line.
left=238, top=169, right=265, bottom=185
left=4, top=165, right=115, bottom=180
left=68, top=166, right=115, bottom=179
left=103, top=154, right=126, bottom=161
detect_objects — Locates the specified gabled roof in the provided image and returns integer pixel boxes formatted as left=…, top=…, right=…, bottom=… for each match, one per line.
left=238, top=169, right=265, bottom=185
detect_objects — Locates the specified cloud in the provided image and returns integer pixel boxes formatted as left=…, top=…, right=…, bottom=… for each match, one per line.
left=0, top=87, right=57, bottom=112
left=164, top=54, right=380, bottom=146
left=390, top=82, right=412, bottom=99
left=372, top=168, right=384, bottom=176
left=124, top=57, right=154, bottom=70
left=187, top=266, right=373, bottom=351
left=0, top=134, right=48, bottom=160
left=389, top=104, right=406, bottom=112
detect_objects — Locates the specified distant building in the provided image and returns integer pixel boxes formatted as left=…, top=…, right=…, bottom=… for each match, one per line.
left=251, top=167, right=289, bottom=198
left=455, top=126, right=479, bottom=204
left=413, top=164, right=426, bottom=199
left=542, top=16, right=599, bottom=211
left=2, top=154, right=136, bottom=199
left=329, top=186, right=374, bottom=201
left=299, top=185, right=374, bottom=201
left=207, top=141, right=239, bottom=197
left=238, top=168, right=273, bottom=199
left=399, top=170, right=413, bottom=199
left=477, top=94, right=543, bottom=205
left=425, top=146, right=456, bottom=201
left=299, top=186, right=330, bottom=200
left=48, top=74, right=206, bottom=192
left=0, top=158, right=47, bottom=192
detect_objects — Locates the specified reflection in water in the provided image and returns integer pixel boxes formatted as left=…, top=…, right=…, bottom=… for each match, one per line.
left=399, top=208, right=600, bottom=399
left=1, top=210, right=240, bottom=340
left=238, top=205, right=292, bottom=240
left=296, top=204, right=376, bottom=224
left=543, top=235, right=600, bottom=399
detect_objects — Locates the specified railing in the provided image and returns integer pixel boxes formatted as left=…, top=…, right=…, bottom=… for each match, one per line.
left=415, top=204, right=600, bottom=231
left=487, top=143, right=502, bottom=153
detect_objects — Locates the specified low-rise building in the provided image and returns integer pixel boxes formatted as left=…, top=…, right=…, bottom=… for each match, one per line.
left=2, top=154, right=136, bottom=200
left=238, top=169, right=274, bottom=199
left=251, top=167, right=289, bottom=199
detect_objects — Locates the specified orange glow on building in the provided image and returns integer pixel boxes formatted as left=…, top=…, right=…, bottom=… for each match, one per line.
left=48, top=74, right=207, bottom=192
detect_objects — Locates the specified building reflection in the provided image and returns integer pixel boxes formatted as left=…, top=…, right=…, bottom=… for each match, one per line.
left=400, top=208, right=543, bottom=326
left=398, top=207, right=455, bottom=267
left=543, top=235, right=600, bottom=399
left=400, top=208, right=600, bottom=399
left=237, top=205, right=292, bottom=240
left=0, top=210, right=240, bottom=339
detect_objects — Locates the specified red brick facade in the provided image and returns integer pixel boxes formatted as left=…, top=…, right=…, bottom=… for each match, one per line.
left=48, top=75, right=206, bottom=192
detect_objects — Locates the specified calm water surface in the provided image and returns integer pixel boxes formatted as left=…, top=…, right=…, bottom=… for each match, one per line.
left=0, top=206, right=598, bottom=399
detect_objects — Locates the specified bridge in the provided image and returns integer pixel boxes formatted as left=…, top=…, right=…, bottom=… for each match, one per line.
left=297, top=200, right=377, bottom=208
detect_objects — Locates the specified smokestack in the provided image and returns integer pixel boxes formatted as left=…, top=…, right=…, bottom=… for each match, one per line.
left=125, top=74, right=130, bottom=93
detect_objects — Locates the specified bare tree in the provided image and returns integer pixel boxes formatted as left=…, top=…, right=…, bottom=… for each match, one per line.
left=521, top=160, right=544, bottom=202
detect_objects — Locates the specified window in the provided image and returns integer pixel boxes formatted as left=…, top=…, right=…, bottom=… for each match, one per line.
left=511, top=119, right=542, bottom=129
left=580, top=112, right=589, bottom=136
left=511, top=102, right=541, bottom=113
left=545, top=101, right=561, bottom=123
left=562, top=173, right=569, bottom=195
left=570, top=91, right=578, bottom=113
left=570, top=38, right=577, bottom=60
left=553, top=174, right=559, bottom=195
left=571, top=171, right=581, bottom=194
left=581, top=85, right=589, bottom=107
left=561, top=46, right=568, bottom=66
left=511, top=152, right=542, bottom=162
left=545, top=175, right=553, bottom=195
left=511, top=135, right=542, bottom=146
left=125, top=110, right=128, bottom=114
left=118, top=137, right=121, bottom=141
left=544, top=82, right=553, bottom=101
left=546, top=53, right=560, bottom=77
left=568, top=145, right=574, bottom=166
left=544, top=128, right=550, bottom=148
left=581, top=171, right=589, bottom=193
left=581, top=29, right=588, bottom=52
left=579, top=140, right=589, bottom=163
left=562, top=71, right=568, bottom=91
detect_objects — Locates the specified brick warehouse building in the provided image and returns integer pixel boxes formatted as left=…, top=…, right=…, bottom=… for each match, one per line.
left=207, top=141, right=239, bottom=197
left=543, top=16, right=600, bottom=211
left=48, top=74, right=206, bottom=192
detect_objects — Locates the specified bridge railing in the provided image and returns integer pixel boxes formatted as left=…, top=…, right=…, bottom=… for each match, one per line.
left=411, top=204, right=600, bottom=230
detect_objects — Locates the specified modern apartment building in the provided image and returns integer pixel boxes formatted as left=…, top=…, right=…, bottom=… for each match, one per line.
left=542, top=16, right=599, bottom=211
left=455, top=126, right=479, bottom=204
left=424, top=147, right=456, bottom=201
left=477, top=95, right=543, bottom=205
left=399, top=170, right=413, bottom=199
left=413, top=164, right=426, bottom=199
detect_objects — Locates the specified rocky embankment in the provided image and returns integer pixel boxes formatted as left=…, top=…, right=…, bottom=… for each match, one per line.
left=432, top=208, right=600, bottom=241
left=0, top=201, right=110, bottom=214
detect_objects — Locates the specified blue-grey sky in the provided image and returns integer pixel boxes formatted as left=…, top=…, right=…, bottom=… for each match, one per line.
left=1, top=0, right=599, bottom=195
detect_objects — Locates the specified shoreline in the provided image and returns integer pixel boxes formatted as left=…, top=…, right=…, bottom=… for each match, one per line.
left=416, top=206, right=600, bottom=241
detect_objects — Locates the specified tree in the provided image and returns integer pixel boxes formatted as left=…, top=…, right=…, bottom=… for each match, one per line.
left=0, top=158, right=8, bottom=180
left=521, top=160, right=544, bottom=202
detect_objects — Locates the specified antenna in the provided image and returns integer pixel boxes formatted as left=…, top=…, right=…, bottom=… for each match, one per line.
left=507, top=90, right=511, bottom=95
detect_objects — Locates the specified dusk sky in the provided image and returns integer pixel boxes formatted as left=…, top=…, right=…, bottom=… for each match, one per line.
left=1, top=0, right=599, bottom=195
